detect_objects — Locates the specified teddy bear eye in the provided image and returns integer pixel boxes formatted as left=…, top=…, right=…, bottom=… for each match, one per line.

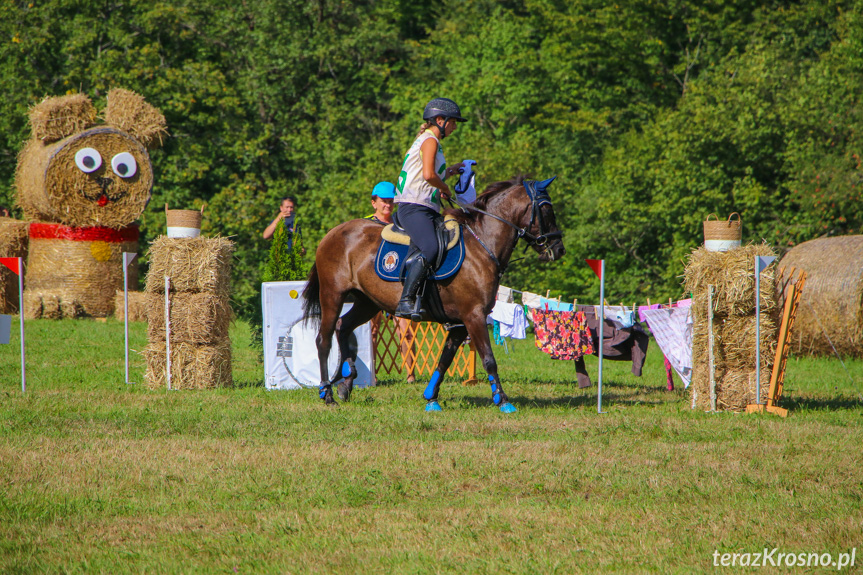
left=74, top=148, right=102, bottom=173
left=111, top=152, right=137, bottom=178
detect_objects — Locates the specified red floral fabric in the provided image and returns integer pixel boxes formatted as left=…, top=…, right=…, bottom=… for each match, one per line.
left=531, top=309, right=594, bottom=360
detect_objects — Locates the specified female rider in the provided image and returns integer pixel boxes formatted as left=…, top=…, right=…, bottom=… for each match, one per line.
left=393, top=97, right=467, bottom=320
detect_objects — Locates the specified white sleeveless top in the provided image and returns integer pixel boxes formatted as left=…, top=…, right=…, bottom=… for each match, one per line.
left=395, top=131, right=447, bottom=212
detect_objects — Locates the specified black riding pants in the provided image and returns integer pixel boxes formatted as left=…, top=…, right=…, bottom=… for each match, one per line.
left=395, top=203, right=441, bottom=264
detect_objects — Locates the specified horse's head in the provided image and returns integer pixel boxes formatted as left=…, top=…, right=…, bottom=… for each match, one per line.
left=518, top=177, right=566, bottom=262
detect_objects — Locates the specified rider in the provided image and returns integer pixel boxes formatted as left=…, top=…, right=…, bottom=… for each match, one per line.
left=393, top=97, right=466, bottom=320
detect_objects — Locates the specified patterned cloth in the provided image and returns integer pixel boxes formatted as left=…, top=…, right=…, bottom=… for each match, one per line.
left=531, top=309, right=594, bottom=361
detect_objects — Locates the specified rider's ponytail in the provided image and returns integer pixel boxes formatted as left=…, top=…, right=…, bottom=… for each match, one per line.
left=416, top=121, right=435, bottom=137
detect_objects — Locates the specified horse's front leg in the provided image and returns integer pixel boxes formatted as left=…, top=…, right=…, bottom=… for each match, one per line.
left=422, top=325, right=468, bottom=412
left=464, top=312, right=517, bottom=414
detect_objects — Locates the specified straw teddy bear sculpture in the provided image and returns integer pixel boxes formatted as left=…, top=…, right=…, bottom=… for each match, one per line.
left=14, top=89, right=166, bottom=318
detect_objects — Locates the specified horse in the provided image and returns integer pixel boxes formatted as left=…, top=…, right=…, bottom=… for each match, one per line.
left=301, top=176, right=566, bottom=412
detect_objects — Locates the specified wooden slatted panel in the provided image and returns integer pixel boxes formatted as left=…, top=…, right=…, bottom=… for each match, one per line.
left=371, top=312, right=477, bottom=384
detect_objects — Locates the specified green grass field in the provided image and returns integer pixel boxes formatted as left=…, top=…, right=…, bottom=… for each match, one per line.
left=1, top=318, right=862, bottom=574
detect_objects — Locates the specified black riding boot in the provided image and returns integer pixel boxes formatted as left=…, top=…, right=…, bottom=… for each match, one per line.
left=395, top=255, right=429, bottom=321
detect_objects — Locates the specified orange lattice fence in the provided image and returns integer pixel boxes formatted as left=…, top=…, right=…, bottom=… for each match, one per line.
left=371, top=312, right=477, bottom=385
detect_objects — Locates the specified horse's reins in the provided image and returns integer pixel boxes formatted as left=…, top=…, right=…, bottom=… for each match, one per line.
left=447, top=180, right=563, bottom=274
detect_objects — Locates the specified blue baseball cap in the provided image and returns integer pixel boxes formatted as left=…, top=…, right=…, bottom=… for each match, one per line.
left=372, top=181, right=396, bottom=199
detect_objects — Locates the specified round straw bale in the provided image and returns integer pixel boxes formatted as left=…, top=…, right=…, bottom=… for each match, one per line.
left=145, top=236, right=234, bottom=295
left=114, top=290, right=148, bottom=322
left=23, top=233, right=138, bottom=318
left=146, top=292, right=232, bottom=344
left=15, top=127, right=153, bottom=229
left=0, top=218, right=29, bottom=313
left=28, top=93, right=97, bottom=143
left=778, top=235, right=863, bottom=356
left=143, top=339, right=233, bottom=390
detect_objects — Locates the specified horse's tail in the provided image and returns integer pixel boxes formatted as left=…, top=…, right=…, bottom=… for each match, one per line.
left=301, top=263, right=321, bottom=326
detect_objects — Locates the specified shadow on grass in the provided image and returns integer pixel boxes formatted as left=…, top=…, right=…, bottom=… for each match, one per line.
left=234, top=378, right=265, bottom=389
left=458, top=393, right=667, bottom=409
left=780, top=394, right=863, bottom=412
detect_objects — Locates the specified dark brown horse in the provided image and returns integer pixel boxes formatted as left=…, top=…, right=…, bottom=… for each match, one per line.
left=302, top=176, right=565, bottom=412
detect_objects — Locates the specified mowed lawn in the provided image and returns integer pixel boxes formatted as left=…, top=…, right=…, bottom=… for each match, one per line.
left=1, top=318, right=862, bottom=574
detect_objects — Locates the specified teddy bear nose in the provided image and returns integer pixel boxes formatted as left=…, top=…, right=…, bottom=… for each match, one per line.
left=97, top=176, right=113, bottom=192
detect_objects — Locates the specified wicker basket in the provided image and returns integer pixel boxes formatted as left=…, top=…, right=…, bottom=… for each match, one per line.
left=165, top=203, right=203, bottom=238
left=703, top=213, right=742, bottom=252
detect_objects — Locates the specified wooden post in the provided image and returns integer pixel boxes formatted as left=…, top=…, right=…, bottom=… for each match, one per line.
left=708, top=285, right=716, bottom=411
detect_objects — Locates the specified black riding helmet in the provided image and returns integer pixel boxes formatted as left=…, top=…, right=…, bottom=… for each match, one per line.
left=423, top=97, right=466, bottom=139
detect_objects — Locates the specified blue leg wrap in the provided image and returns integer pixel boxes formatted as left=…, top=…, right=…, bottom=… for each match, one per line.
left=489, top=374, right=502, bottom=406
left=341, top=360, right=351, bottom=378
left=423, top=370, right=442, bottom=401
left=319, top=384, right=330, bottom=400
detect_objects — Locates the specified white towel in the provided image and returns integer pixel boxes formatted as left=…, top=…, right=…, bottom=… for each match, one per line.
left=489, top=301, right=526, bottom=340
left=497, top=285, right=514, bottom=303
left=455, top=159, right=477, bottom=205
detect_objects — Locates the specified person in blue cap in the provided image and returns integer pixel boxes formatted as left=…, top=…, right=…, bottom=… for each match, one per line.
left=365, top=181, right=396, bottom=225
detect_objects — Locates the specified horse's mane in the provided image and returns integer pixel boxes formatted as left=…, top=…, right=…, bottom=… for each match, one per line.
left=445, top=175, right=526, bottom=222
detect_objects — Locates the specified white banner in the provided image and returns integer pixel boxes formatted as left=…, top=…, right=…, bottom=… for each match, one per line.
left=262, top=281, right=373, bottom=391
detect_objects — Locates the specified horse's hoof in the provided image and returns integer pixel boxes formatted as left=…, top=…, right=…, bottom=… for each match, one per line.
left=425, top=401, right=442, bottom=412
left=337, top=379, right=354, bottom=402
left=499, top=402, right=517, bottom=414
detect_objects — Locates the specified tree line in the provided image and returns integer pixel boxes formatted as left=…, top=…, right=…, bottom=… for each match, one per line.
left=1, top=0, right=860, bottom=317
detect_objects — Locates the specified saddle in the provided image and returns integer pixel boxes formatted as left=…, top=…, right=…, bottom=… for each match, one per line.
left=374, top=213, right=465, bottom=282
left=374, top=212, right=465, bottom=324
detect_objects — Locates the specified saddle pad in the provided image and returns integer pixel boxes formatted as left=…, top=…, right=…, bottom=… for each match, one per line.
left=374, top=235, right=465, bottom=282
left=381, top=215, right=461, bottom=250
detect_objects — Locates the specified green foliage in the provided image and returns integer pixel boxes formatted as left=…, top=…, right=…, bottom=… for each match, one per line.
left=0, top=0, right=860, bottom=311
left=262, top=221, right=307, bottom=283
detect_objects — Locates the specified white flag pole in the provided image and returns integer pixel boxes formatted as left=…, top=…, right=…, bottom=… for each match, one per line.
left=597, top=259, right=606, bottom=414
left=755, top=256, right=761, bottom=405
left=18, top=257, right=25, bottom=394
left=165, top=275, right=172, bottom=391
left=123, top=253, right=137, bottom=385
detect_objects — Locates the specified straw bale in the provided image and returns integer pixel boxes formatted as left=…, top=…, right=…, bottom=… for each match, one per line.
left=114, top=290, right=148, bottom=322
left=0, top=218, right=29, bottom=313
left=23, top=236, right=138, bottom=318
left=15, top=128, right=153, bottom=229
left=146, top=292, right=232, bottom=344
left=103, top=88, right=167, bottom=149
left=28, top=94, right=96, bottom=143
left=145, top=236, right=234, bottom=296
left=684, top=243, right=777, bottom=319
left=143, top=339, right=233, bottom=390
left=778, top=235, right=863, bottom=357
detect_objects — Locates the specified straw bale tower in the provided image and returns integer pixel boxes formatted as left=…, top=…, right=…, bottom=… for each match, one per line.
left=684, top=244, right=779, bottom=411
left=14, top=89, right=166, bottom=318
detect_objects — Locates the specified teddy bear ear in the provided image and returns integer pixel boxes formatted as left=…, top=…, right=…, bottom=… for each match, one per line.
left=29, top=94, right=97, bottom=143
left=103, top=88, right=168, bottom=149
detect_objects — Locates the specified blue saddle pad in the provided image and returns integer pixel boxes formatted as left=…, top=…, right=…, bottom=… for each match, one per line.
left=374, top=235, right=465, bottom=282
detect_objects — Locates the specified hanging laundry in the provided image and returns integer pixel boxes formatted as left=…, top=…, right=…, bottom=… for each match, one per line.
left=497, top=285, right=514, bottom=303
left=540, top=297, right=574, bottom=312
left=573, top=305, right=650, bottom=388
left=663, top=355, right=675, bottom=391
left=522, top=291, right=543, bottom=308
left=637, top=303, right=662, bottom=323
left=602, top=305, right=636, bottom=328
left=531, top=309, right=594, bottom=361
left=640, top=306, right=694, bottom=387
left=490, top=300, right=526, bottom=339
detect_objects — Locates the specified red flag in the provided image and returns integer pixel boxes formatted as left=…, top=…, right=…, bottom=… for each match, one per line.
left=585, top=259, right=603, bottom=279
left=0, top=257, right=20, bottom=275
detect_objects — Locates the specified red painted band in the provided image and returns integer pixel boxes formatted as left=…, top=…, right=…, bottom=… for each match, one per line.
left=29, top=223, right=139, bottom=243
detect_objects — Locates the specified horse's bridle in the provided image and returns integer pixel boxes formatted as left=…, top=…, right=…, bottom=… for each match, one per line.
left=454, top=179, right=564, bottom=263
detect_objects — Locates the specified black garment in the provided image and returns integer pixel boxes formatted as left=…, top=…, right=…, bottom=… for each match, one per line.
left=572, top=305, right=649, bottom=389
left=394, top=203, right=440, bottom=263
